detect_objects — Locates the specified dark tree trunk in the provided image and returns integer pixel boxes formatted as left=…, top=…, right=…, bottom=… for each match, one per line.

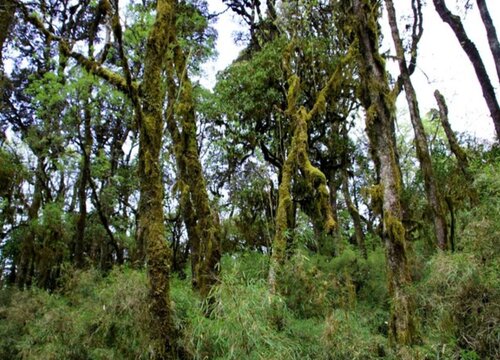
left=386, top=0, right=448, bottom=251
left=433, top=0, right=500, bottom=139
left=75, top=100, right=93, bottom=268
left=353, top=0, right=416, bottom=345
left=476, top=0, right=500, bottom=83
left=16, top=160, right=43, bottom=289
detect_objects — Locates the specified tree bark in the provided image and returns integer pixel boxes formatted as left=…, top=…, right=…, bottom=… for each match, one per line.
left=433, top=0, right=500, bottom=139
left=434, top=90, right=470, bottom=178
left=386, top=0, right=448, bottom=251
left=476, top=0, right=500, bottom=83
left=74, top=98, right=93, bottom=268
left=165, top=31, right=222, bottom=300
left=136, top=0, right=175, bottom=357
left=353, top=0, right=416, bottom=345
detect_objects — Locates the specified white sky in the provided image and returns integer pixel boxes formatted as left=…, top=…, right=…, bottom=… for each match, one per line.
left=203, top=0, right=500, bottom=141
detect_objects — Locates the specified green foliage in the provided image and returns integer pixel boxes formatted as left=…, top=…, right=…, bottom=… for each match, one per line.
left=281, top=246, right=388, bottom=318
left=0, top=267, right=153, bottom=359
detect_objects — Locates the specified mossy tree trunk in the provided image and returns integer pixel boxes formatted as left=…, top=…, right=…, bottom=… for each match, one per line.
left=136, top=1, right=175, bottom=357
left=164, top=10, right=221, bottom=299
left=386, top=0, right=448, bottom=251
left=353, top=0, right=416, bottom=346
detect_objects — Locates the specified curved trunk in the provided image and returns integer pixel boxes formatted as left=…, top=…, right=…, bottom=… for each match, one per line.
left=353, top=0, right=416, bottom=345
left=433, top=0, right=500, bottom=139
left=386, top=0, right=448, bottom=250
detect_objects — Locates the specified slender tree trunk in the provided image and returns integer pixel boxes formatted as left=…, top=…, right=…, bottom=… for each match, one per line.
left=75, top=100, right=93, bottom=268
left=433, top=0, right=500, bottom=139
left=353, top=0, right=416, bottom=345
left=434, top=90, right=470, bottom=178
left=17, top=159, right=43, bottom=289
left=476, top=0, right=500, bottom=83
left=342, top=170, right=366, bottom=258
left=386, top=0, right=448, bottom=250
left=165, top=21, right=221, bottom=300
left=341, top=125, right=366, bottom=257
left=137, top=1, right=175, bottom=357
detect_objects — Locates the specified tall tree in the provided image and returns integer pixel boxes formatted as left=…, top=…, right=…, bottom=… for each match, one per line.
left=352, top=0, right=416, bottom=345
left=433, top=0, right=500, bottom=139
left=386, top=0, right=448, bottom=250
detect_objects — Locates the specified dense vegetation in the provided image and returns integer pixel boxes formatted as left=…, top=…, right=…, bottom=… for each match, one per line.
left=0, top=0, right=498, bottom=359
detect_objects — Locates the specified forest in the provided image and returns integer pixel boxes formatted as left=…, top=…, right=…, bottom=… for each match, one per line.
left=0, top=0, right=499, bottom=359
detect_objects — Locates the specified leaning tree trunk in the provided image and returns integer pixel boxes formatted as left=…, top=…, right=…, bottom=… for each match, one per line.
left=164, top=27, right=222, bottom=300
left=434, top=90, right=470, bottom=178
left=136, top=1, right=175, bottom=357
left=386, top=0, right=448, bottom=250
left=353, top=0, right=416, bottom=345
left=433, top=0, right=500, bottom=139
left=476, top=0, right=500, bottom=83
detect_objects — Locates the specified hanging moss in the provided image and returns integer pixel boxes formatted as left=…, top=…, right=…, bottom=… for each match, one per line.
left=269, top=59, right=345, bottom=293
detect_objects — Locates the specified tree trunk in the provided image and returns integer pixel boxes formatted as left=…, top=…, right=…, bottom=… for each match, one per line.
left=16, top=159, right=43, bottom=289
left=386, top=0, right=448, bottom=251
left=342, top=169, right=366, bottom=258
left=353, top=0, right=416, bottom=345
left=137, top=1, right=175, bottom=357
left=75, top=99, right=93, bottom=268
left=433, top=0, right=500, bottom=139
left=434, top=90, right=470, bottom=178
left=164, top=23, right=221, bottom=300
left=476, top=0, right=500, bottom=83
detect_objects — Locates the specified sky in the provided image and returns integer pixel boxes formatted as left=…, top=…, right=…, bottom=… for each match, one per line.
left=202, top=0, right=500, bottom=141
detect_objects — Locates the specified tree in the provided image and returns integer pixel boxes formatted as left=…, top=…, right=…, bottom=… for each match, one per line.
left=433, top=0, right=500, bottom=139
left=386, top=0, right=448, bottom=250
left=352, top=0, right=416, bottom=345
